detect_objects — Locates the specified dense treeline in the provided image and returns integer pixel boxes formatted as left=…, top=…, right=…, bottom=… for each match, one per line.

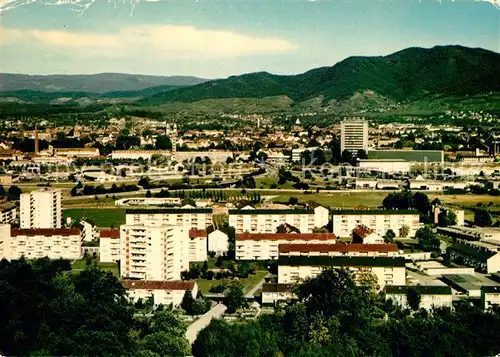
left=0, top=258, right=190, bottom=357
left=193, top=268, right=500, bottom=357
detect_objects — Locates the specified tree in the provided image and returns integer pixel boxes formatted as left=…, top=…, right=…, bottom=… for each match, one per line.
left=288, top=196, right=299, bottom=205
left=438, top=210, right=457, bottom=227
left=341, top=150, right=353, bottom=164
left=399, top=224, right=410, bottom=238
left=357, top=149, right=368, bottom=159
left=384, top=229, right=396, bottom=243
left=181, top=290, right=196, bottom=314
left=416, top=226, right=440, bottom=252
left=7, top=185, right=21, bottom=201
left=145, top=190, right=152, bottom=198
left=413, top=192, right=431, bottom=215
left=406, top=287, right=421, bottom=311
left=155, top=135, right=172, bottom=150
left=116, top=135, right=140, bottom=150
left=474, top=208, right=493, bottom=227
left=226, top=283, right=246, bottom=313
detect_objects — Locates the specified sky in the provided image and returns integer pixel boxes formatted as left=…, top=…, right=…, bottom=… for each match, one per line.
left=0, top=0, right=499, bottom=78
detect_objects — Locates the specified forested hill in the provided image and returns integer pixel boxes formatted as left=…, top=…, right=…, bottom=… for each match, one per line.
left=140, top=45, right=500, bottom=105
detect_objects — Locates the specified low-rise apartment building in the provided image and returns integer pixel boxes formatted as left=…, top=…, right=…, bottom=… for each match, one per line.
left=229, top=206, right=329, bottom=234
left=54, top=148, right=100, bottom=158
left=236, top=233, right=337, bottom=260
left=447, top=242, right=500, bottom=274
left=481, top=286, right=500, bottom=310
left=277, top=255, right=406, bottom=289
left=111, top=150, right=169, bottom=160
left=99, top=229, right=120, bottom=263
left=126, top=208, right=213, bottom=230
left=189, top=229, right=207, bottom=262
left=278, top=243, right=399, bottom=257
left=261, top=283, right=294, bottom=305
left=122, top=280, right=198, bottom=308
left=331, top=209, right=420, bottom=238
left=0, top=202, right=16, bottom=224
left=352, top=225, right=385, bottom=244
left=384, top=285, right=453, bottom=310
left=120, top=224, right=189, bottom=281
left=1, top=226, right=81, bottom=260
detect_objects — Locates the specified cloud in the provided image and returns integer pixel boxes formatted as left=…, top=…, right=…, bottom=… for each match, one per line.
left=0, top=25, right=298, bottom=59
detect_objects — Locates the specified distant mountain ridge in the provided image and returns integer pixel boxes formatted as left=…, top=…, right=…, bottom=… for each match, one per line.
left=0, top=73, right=209, bottom=93
left=138, top=45, right=500, bottom=105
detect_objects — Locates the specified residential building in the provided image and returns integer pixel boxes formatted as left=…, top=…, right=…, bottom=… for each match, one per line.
left=367, top=149, right=444, bottom=164
left=229, top=206, right=328, bottom=234
left=277, top=255, right=406, bottom=289
left=122, top=280, right=198, bottom=308
left=437, top=226, right=500, bottom=243
left=174, top=150, right=234, bottom=163
left=446, top=242, right=500, bottom=274
left=99, top=229, right=121, bottom=263
left=340, top=119, right=369, bottom=154
left=384, top=285, right=453, bottom=310
left=111, top=150, right=169, bottom=160
left=352, top=225, right=385, bottom=244
left=189, top=229, right=207, bottom=262
left=120, top=224, right=189, bottom=281
left=20, top=188, right=62, bottom=229
left=0, top=175, right=13, bottom=185
left=481, top=286, right=500, bottom=310
left=126, top=208, right=213, bottom=230
left=278, top=243, right=399, bottom=257
left=1, top=226, right=81, bottom=260
left=81, top=220, right=98, bottom=242
left=207, top=229, right=229, bottom=256
left=0, top=202, right=16, bottom=224
left=54, top=148, right=100, bottom=158
left=331, top=209, right=420, bottom=238
left=261, top=283, right=294, bottom=305
left=236, top=233, right=336, bottom=260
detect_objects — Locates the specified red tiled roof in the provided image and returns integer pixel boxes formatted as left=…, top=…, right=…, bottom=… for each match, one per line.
left=236, top=233, right=336, bottom=241
left=11, top=228, right=81, bottom=236
left=122, top=280, right=196, bottom=291
left=100, top=229, right=120, bottom=238
left=279, top=243, right=398, bottom=253
left=352, top=225, right=375, bottom=238
left=189, top=229, right=207, bottom=238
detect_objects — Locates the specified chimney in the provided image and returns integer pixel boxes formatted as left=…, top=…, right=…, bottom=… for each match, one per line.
left=34, top=129, right=39, bottom=154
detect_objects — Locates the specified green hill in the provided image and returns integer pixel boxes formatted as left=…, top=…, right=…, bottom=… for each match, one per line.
left=140, top=45, right=500, bottom=105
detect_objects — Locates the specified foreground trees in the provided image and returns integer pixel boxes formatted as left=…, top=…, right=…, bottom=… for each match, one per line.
left=0, top=258, right=189, bottom=357
left=193, top=268, right=500, bottom=357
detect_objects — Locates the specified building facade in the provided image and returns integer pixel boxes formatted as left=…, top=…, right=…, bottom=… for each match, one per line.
left=235, top=233, right=337, bottom=260
left=122, top=280, right=198, bottom=308
left=1, top=226, right=81, bottom=260
left=0, top=202, right=17, bottom=224
left=20, top=188, right=62, bottom=229
left=278, top=243, right=399, bottom=257
left=277, top=255, right=406, bottom=289
left=120, top=224, right=189, bottom=281
left=340, top=119, right=369, bottom=154
left=331, top=209, right=420, bottom=238
left=207, top=229, right=229, bottom=256
left=384, top=285, right=453, bottom=310
left=189, top=229, right=208, bottom=262
left=229, top=206, right=328, bottom=234
left=481, top=286, right=500, bottom=310
left=261, top=283, right=294, bottom=305
left=126, top=208, right=213, bottom=230
left=99, top=229, right=121, bottom=263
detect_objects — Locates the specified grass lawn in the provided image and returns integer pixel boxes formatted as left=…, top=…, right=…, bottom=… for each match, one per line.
left=63, top=208, right=126, bottom=228
left=195, top=270, right=268, bottom=295
left=72, top=259, right=119, bottom=277
left=270, top=191, right=389, bottom=208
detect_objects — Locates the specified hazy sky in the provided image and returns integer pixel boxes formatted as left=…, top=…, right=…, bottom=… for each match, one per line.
left=0, top=0, right=499, bottom=78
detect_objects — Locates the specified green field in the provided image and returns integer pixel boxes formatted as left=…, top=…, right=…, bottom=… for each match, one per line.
left=72, top=259, right=120, bottom=277
left=196, top=270, right=268, bottom=295
left=63, top=208, right=126, bottom=227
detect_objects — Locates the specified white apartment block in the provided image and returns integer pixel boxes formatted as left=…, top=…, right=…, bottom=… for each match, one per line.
left=331, top=209, right=421, bottom=238
left=278, top=243, right=399, bottom=257
left=340, top=119, right=369, bottom=154
left=126, top=208, right=213, bottom=230
left=0, top=225, right=81, bottom=260
left=0, top=202, right=16, bottom=224
left=262, top=283, right=294, bottom=305
left=208, top=229, right=229, bottom=256
left=120, top=224, right=189, bottom=281
left=384, top=285, right=453, bottom=310
left=20, top=188, right=62, bottom=229
left=189, top=229, right=208, bottom=262
left=229, top=206, right=329, bottom=234
left=122, top=280, right=198, bottom=308
left=236, top=233, right=337, bottom=260
left=481, top=286, right=500, bottom=310
left=99, top=229, right=121, bottom=263
left=277, top=255, right=406, bottom=289
left=54, top=148, right=100, bottom=158
left=357, top=159, right=410, bottom=174
left=111, top=150, right=169, bottom=160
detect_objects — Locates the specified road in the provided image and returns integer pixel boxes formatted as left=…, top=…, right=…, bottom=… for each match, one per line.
left=185, top=303, right=227, bottom=345
left=246, top=272, right=271, bottom=297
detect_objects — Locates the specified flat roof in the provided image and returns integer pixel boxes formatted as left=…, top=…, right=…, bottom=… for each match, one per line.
left=11, top=228, right=81, bottom=236
left=332, top=209, right=419, bottom=216
left=126, top=208, right=212, bottom=214
left=384, top=285, right=452, bottom=295
left=262, top=283, right=293, bottom=293
left=237, top=233, right=336, bottom=242
left=440, top=274, right=483, bottom=292
left=229, top=209, right=314, bottom=215
left=278, top=255, right=406, bottom=268
left=100, top=229, right=120, bottom=238
left=367, top=149, right=443, bottom=163
left=448, top=243, right=496, bottom=261
left=279, top=243, right=398, bottom=254
left=122, top=280, right=195, bottom=291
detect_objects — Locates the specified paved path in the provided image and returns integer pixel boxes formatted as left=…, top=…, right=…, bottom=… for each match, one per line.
left=185, top=303, right=227, bottom=345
